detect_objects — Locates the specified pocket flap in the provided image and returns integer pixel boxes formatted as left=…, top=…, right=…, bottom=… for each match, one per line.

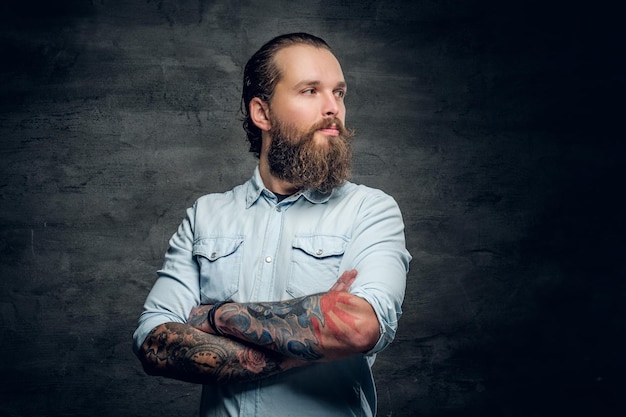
left=193, top=237, right=243, bottom=261
left=292, top=235, right=347, bottom=258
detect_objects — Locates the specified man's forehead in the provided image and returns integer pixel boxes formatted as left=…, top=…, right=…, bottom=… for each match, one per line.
left=274, top=44, right=345, bottom=86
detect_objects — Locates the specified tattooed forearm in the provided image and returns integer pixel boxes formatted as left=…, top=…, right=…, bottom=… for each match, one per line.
left=138, top=322, right=305, bottom=384
left=215, top=291, right=378, bottom=361
left=186, top=270, right=378, bottom=363
left=229, top=296, right=326, bottom=360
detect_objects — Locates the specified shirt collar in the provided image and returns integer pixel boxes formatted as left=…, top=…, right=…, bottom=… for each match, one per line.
left=245, top=166, right=333, bottom=208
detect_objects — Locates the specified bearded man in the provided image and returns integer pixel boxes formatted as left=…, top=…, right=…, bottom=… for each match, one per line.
left=133, top=33, right=411, bottom=417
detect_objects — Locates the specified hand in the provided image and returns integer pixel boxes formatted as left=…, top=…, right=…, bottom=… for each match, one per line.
left=188, top=304, right=214, bottom=334
left=328, top=269, right=358, bottom=292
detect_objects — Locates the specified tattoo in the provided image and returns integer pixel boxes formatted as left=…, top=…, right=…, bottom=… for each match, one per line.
left=217, top=292, right=361, bottom=361
left=139, top=323, right=299, bottom=384
left=188, top=305, right=211, bottom=333
left=317, top=291, right=360, bottom=343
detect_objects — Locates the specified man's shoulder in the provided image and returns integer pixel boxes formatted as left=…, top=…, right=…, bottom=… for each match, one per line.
left=192, top=180, right=250, bottom=209
left=330, top=181, right=402, bottom=216
left=335, top=181, right=394, bottom=202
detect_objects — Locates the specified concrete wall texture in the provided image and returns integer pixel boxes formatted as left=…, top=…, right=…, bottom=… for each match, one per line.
left=1, top=0, right=623, bottom=416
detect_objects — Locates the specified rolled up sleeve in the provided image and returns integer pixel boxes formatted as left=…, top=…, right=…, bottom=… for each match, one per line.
left=343, top=190, right=411, bottom=355
left=132, top=204, right=201, bottom=354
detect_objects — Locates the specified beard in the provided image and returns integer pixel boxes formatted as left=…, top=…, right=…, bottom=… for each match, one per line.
left=267, top=116, right=354, bottom=193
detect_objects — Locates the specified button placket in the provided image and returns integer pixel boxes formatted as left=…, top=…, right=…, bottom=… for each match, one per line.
left=254, top=197, right=287, bottom=300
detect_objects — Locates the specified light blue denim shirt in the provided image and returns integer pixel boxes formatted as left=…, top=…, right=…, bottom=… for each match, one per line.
left=133, top=167, right=411, bottom=417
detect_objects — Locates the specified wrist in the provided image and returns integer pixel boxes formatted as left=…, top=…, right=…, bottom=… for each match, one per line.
left=208, top=300, right=232, bottom=336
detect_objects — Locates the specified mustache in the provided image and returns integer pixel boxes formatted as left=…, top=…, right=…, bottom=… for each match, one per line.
left=310, top=117, right=353, bottom=137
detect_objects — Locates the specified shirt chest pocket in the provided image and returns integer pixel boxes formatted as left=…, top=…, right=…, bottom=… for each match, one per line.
left=193, top=237, right=243, bottom=303
left=288, top=234, right=348, bottom=298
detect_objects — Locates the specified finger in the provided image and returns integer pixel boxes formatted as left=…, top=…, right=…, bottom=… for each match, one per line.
left=329, top=269, right=358, bottom=292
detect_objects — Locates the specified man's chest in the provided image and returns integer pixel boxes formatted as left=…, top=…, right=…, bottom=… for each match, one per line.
left=193, top=203, right=355, bottom=303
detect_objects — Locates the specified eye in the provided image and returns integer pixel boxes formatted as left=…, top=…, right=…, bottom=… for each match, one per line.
left=334, top=89, right=346, bottom=99
left=302, top=88, right=317, bottom=95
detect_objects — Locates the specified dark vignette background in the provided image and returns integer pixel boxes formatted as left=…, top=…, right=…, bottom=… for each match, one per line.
left=1, top=1, right=624, bottom=416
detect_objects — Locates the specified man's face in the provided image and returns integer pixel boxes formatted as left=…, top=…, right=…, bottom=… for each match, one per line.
left=265, top=45, right=353, bottom=192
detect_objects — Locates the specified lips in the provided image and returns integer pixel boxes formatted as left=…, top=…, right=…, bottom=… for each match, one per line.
left=317, top=125, right=340, bottom=137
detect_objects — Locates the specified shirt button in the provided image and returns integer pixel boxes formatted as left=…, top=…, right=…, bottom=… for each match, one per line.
left=210, top=252, right=217, bottom=259
left=316, top=249, right=323, bottom=256
left=276, top=206, right=282, bottom=212
left=265, top=256, right=272, bottom=263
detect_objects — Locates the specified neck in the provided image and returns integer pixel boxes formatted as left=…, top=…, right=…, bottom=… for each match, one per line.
left=259, top=155, right=300, bottom=195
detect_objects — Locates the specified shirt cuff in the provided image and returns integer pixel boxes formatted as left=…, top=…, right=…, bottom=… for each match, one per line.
left=352, top=291, right=401, bottom=356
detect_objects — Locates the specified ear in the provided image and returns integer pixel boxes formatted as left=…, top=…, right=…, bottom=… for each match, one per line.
left=249, top=97, right=271, bottom=131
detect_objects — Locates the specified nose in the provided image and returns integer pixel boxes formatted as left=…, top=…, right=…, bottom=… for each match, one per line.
left=322, top=91, right=339, bottom=117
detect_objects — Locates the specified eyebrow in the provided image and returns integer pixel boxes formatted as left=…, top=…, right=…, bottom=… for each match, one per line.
left=293, top=80, right=348, bottom=90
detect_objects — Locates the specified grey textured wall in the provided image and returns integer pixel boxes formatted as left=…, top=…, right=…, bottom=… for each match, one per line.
left=1, top=1, right=623, bottom=416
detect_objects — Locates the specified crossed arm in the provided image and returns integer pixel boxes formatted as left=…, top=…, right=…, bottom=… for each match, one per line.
left=137, top=270, right=381, bottom=384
